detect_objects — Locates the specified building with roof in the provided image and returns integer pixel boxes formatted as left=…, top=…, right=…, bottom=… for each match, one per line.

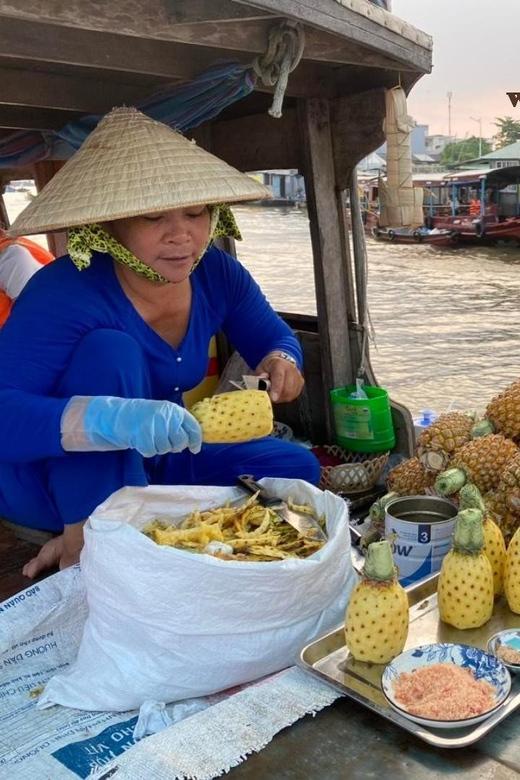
left=450, top=140, right=520, bottom=170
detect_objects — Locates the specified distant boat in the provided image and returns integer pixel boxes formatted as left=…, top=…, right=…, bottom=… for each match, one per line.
left=363, top=167, right=520, bottom=246
left=417, top=167, right=520, bottom=245
left=371, top=225, right=455, bottom=246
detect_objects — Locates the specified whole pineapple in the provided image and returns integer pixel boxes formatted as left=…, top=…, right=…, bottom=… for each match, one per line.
left=438, top=508, right=494, bottom=629
left=435, top=434, right=519, bottom=497
left=495, top=453, right=520, bottom=516
left=459, top=484, right=506, bottom=596
left=345, top=540, right=409, bottom=663
left=191, top=390, right=273, bottom=443
left=386, top=458, right=435, bottom=495
left=484, top=489, right=520, bottom=547
left=472, top=380, right=520, bottom=439
left=416, top=412, right=475, bottom=472
left=504, top=526, right=520, bottom=614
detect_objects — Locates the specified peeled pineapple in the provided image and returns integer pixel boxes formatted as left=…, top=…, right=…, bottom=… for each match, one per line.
left=504, top=526, right=520, bottom=613
left=459, top=484, right=506, bottom=596
left=435, top=434, right=519, bottom=497
left=386, top=457, right=435, bottom=495
left=472, top=380, right=520, bottom=439
left=191, top=390, right=273, bottom=443
left=484, top=489, right=520, bottom=547
left=416, top=412, right=475, bottom=472
left=345, top=540, right=409, bottom=663
left=437, top=508, right=494, bottom=629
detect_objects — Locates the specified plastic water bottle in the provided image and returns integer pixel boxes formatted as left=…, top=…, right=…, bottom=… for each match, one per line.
left=413, top=409, right=437, bottom=440
left=348, top=378, right=368, bottom=400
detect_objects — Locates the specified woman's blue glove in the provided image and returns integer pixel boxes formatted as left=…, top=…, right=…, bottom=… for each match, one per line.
left=60, top=396, right=202, bottom=457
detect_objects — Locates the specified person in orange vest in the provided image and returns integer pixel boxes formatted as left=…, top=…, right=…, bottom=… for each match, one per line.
left=0, top=228, right=54, bottom=325
left=469, top=197, right=481, bottom=218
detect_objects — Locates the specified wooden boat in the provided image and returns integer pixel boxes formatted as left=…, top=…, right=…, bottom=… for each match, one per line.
left=371, top=225, right=455, bottom=246
left=418, top=167, right=520, bottom=245
left=4, top=3, right=516, bottom=779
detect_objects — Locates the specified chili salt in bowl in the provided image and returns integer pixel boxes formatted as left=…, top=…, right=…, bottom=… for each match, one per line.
left=381, top=643, right=511, bottom=729
left=487, top=630, right=520, bottom=675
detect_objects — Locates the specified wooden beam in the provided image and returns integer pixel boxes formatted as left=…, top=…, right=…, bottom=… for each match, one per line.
left=234, top=0, right=432, bottom=72
left=0, top=17, right=336, bottom=102
left=332, top=88, right=387, bottom=189
left=0, top=106, right=83, bottom=131
left=0, top=67, right=154, bottom=112
left=299, top=98, right=355, bottom=440
left=202, top=107, right=302, bottom=171
left=0, top=17, right=257, bottom=80
left=0, top=0, right=272, bottom=40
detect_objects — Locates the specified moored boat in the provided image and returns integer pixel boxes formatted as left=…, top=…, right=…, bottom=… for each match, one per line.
left=420, top=167, right=520, bottom=245
left=371, top=225, right=455, bottom=246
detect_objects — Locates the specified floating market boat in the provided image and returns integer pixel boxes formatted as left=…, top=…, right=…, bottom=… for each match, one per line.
left=423, top=167, right=520, bottom=245
left=2, top=1, right=520, bottom=778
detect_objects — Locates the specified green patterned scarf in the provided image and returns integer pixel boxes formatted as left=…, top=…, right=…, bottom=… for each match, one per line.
left=67, top=203, right=242, bottom=283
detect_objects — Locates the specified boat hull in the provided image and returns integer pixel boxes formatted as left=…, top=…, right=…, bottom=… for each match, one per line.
left=431, top=216, right=520, bottom=245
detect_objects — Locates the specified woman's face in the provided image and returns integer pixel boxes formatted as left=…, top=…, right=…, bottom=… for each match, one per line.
left=107, top=205, right=211, bottom=283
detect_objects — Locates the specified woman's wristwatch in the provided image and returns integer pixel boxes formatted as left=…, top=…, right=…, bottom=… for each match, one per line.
left=264, top=350, right=298, bottom=367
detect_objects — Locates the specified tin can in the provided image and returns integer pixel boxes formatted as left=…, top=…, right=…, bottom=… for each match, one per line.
left=384, top=495, right=458, bottom=586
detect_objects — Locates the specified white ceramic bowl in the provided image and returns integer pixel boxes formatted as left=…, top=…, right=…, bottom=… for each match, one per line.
left=381, top=643, right=511, bottom=729
left=487, top=630, right=520, bottom=675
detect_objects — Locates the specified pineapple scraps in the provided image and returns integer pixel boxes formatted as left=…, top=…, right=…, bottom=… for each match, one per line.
left=143, top=495, right=325, bottom=561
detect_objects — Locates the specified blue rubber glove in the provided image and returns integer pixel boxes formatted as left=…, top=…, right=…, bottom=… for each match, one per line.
left=61, top=396, right=202, bottom=457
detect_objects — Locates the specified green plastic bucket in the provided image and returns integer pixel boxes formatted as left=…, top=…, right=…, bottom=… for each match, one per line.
left=330, top=385, right=395, bottom=453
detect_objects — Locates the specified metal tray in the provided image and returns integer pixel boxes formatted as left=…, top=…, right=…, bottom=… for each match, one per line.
left=298, top=573, right=520, bottom=748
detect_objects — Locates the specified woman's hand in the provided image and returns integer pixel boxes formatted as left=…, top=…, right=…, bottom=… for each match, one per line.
left=22, top=521, right=85, bottom=579
left=256, top=354, right=304, bottom=404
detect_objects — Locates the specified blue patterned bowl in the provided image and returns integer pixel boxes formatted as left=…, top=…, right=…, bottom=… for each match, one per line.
left=382, top=643, right=511, bottom=729
left=487, top=630, right=520, bottom=675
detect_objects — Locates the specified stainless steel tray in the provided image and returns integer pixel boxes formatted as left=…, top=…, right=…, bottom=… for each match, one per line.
left=298, top=573, right=520, bottom=748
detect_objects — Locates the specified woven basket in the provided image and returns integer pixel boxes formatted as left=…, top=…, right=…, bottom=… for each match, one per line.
left=318, top=446, right=390, bottom=494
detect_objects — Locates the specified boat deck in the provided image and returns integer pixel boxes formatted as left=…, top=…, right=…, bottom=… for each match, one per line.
left=0, top=523, right=50, bottom=601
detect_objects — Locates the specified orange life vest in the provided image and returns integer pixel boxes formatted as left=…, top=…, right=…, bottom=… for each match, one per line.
left=0, top=234, right=54, bottom=326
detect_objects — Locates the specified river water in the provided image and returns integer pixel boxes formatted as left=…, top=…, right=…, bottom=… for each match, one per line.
left=233, top=205, right=520, bottom=418
left=6, top=192, right=520, bottom=418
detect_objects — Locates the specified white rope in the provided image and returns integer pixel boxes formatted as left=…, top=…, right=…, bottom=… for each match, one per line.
left=252, top=21, right=305, bottom=119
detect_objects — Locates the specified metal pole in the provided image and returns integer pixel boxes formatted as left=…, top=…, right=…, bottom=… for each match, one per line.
left=447, top=92, right=452, bottom=138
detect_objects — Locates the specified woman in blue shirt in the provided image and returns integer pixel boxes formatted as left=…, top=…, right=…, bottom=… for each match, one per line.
left=3, top=108, right=319, bottom=577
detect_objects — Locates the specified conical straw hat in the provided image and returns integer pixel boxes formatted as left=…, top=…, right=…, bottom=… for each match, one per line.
left=9, top=107, right=271, bottom=236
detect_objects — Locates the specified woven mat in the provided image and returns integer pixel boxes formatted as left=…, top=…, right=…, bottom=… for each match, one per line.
left=93, top=667, right=342, bottom=780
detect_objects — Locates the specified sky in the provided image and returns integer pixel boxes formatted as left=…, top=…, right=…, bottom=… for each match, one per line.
left=391, top=0, right=520, bottom=141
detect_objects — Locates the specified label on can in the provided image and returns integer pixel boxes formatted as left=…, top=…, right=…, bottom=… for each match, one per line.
left=385, top=513, right=456, bottom=586
left=333, top=404, right=374, bottom=440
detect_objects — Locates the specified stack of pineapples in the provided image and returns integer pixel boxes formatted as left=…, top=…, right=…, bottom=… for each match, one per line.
left=383, top=380, right=520, bottom=545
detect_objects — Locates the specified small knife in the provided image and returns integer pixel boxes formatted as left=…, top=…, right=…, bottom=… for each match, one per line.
left=237, top=475, right=327, bottom=542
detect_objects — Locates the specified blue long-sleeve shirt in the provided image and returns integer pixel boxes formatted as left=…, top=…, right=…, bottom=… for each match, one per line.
left=0, top=247, right=301, bottom=464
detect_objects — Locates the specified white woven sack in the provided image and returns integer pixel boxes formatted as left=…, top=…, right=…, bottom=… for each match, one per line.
left=38, top=478, right=356, bottom=712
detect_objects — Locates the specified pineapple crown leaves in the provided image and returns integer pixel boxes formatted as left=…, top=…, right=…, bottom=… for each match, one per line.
left=369, top=492, right=399, bottom=523
left=459, top=484, right=486, bottom=513
left=435, top=467, right=467, bottom=496
left=363, top=539, right=397, bottom=582
left=471, top=420, right=496, bottom=438
left=452, top=508, right=485, bottom=555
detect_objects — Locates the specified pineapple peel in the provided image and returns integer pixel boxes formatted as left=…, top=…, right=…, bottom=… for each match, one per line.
left=190, top=389, right=274, bottom=443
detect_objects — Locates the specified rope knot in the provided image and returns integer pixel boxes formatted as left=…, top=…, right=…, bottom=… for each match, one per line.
left=252, top=20, right=305, bottom=119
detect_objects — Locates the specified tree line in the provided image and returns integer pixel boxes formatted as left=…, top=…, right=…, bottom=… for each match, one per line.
left=440, top=117, right=520, bottom=167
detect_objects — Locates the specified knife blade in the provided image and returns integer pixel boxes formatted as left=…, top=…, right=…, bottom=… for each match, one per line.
left=237, top=474, right=327, bottom=542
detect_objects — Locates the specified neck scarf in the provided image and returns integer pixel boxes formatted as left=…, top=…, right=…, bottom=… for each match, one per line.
left=67, top=203, right=242, bottom=283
